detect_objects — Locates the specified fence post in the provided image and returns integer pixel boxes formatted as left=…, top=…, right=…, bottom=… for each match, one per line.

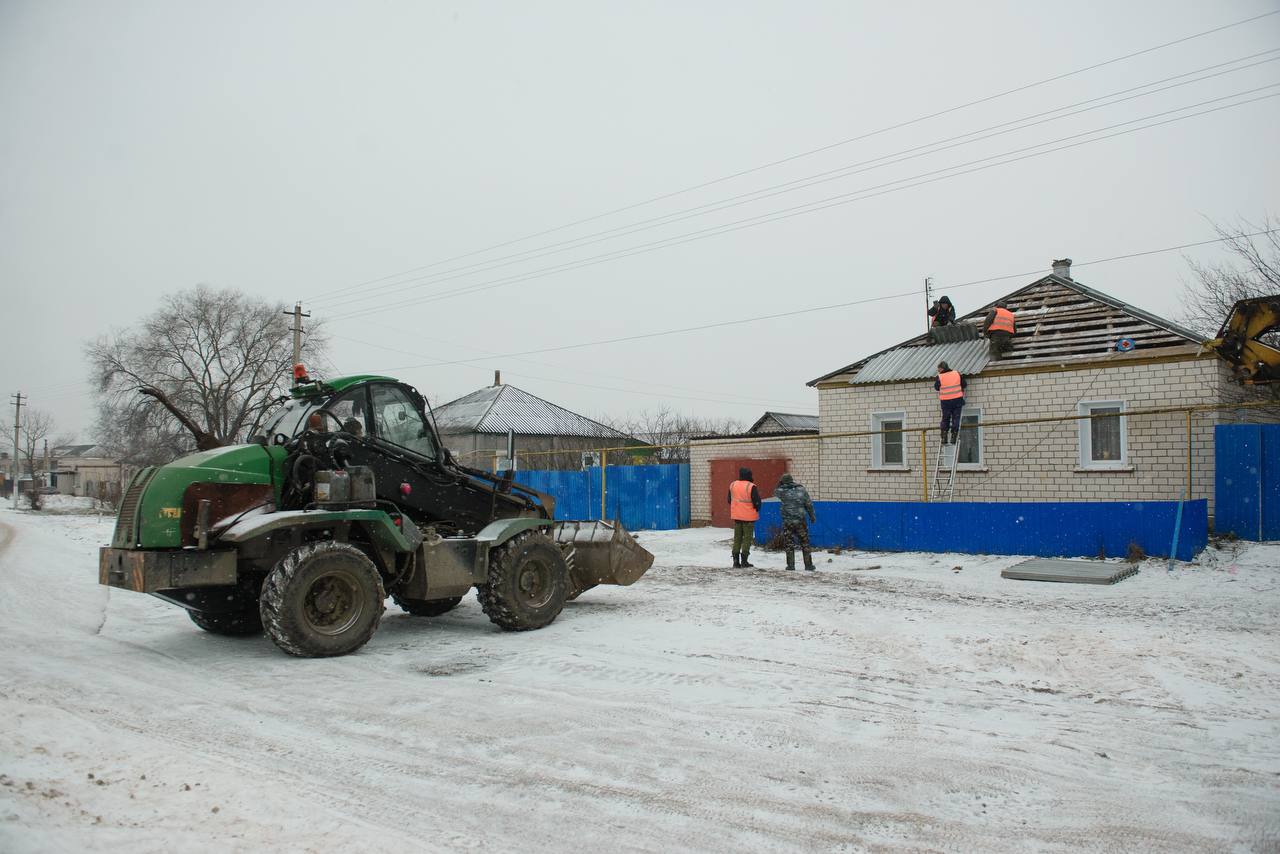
left=600, top=448, right=608, bottom=521
left=920, top=431, right=929, bottom=502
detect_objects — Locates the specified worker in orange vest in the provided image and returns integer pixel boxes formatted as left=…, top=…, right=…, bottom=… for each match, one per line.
left=934, top=361, right=967, bottom=446
left=728, top=467, right=762, bottom=568
left=982, top=300, right=1016, bottom=358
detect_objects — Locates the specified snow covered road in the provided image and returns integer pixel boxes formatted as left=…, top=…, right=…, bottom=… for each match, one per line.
left=1, top=510, right=1277, bottom=852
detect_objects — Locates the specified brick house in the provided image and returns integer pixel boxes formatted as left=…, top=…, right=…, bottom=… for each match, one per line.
left=690, top=259, right=1256, bottom=526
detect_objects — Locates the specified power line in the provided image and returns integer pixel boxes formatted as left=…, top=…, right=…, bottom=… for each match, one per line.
left=368, top=230, right=1277, bottom=372
left=337, top=87, right=1280, bottom=322
left=304, top=9, right=1279, bottom=305
left=329, top=332, right=813, bottom=410
left=315, top=50, right=1280, bottom=311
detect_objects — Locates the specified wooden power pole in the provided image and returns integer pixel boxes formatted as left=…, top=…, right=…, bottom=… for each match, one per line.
left=10, top=392, right=23, bottom=509
left=284, top=302, right=311, bottom=366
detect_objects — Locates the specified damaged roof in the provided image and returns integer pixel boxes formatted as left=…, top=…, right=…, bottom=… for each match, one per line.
left=809, top=274, right=1204, bottom=386
left=432, top=384, right=629, bottom=439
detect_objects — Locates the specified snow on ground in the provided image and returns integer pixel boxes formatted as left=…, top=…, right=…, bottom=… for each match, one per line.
left=1, top=511, right=1277, bottom=853
left=12, top=494, right=107, bottom=514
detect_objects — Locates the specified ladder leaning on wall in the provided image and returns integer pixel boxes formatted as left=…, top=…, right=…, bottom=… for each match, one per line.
left=932, top=440, right=960, bottom=502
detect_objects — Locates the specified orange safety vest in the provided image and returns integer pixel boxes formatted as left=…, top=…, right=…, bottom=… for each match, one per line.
left=989, top=306, right=1016, bottom=335
left=937, top=370, right=964, bottom=401
left=729, top=480, right=759, bottom=522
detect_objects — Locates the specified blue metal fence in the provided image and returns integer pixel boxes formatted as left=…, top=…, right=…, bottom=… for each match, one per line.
left=1215, top=423, right=1280, bottom=541
left=512, top=464, right=689, bottom=530
left=756, top=499, right=1207, bottom=560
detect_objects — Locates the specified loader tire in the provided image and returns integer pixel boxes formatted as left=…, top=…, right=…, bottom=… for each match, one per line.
left=393, top=595, right=463, bottom=617
left=260, top=541, right=385, bottom=657
left=188, top=608, right=263, bottom=636
left=477, top=530, right=568, bottom=631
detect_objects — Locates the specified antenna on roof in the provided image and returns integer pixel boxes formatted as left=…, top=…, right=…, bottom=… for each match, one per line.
left=924, top=277, right=934, bottom=334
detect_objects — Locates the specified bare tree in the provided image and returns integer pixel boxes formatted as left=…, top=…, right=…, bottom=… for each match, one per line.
left=1179, top=215, right=1280, bottom=412
left=598, top=406, right=745, bottom=464
left=87, top=286, right=328, bottom=464
left=0, top=408, right=56, bottom=509
left=1179, top=215, right=1280, bottom=344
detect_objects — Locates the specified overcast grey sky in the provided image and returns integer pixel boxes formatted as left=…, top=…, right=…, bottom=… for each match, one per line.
left=2, top=0, right=1278, bottom=439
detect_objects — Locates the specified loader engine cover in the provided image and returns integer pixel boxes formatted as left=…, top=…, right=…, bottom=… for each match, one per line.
left=314, top=466, right=376, bottom=508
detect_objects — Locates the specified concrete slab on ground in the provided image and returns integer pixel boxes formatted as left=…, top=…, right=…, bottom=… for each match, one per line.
left=1002, top=558, right=1138, bottom=584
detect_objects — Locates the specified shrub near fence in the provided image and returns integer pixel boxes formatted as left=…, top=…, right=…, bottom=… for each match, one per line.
left=513, top=464, right=689, bottom=530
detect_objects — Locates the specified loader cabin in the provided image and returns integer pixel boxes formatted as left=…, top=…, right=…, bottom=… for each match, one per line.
left=688, top=261, right=1264, bottom=525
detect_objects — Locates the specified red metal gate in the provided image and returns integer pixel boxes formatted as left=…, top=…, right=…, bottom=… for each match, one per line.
left=709, top=458, right=789, bottom=528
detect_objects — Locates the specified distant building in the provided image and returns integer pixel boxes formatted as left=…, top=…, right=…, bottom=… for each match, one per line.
left=432, top=377, right=636, bottom=470
left=51, top=444, right=132, bottom=501
left=747, top=411, right=819, bottom=434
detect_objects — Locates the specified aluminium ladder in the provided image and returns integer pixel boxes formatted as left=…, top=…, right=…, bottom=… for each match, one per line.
left=932, top=440, right=960, bottom=502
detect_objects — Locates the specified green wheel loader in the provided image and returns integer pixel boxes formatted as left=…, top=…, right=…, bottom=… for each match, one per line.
left=99, top=371, right=653, bottom=657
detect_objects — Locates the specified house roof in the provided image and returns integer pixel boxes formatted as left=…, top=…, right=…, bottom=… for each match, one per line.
left=809, top=274, right=1204, bottom=386
left=432, top=384, right=629, bottom=439
left=851, top=339, right=990, bottom=385
left=52, top=444, right=101, bottom=458
left=748, top=412, right=819, bottom=433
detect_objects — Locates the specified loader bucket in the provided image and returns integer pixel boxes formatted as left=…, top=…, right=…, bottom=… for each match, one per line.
left=553, top=520, right=654, bottom=599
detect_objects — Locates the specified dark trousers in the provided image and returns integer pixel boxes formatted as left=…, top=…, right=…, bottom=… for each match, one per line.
left=783, top=521, right=812, bottom=566
left=940, top=397, right=964, bottom=438
left=732, top=521, right=755, bottom=555
left=988, top=331, right=1012, bottom=357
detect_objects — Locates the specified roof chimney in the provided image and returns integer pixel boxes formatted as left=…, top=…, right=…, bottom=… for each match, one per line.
left=1052, top=258, right=1072, bottom=279
left=494, top=370, right=501, bottom=386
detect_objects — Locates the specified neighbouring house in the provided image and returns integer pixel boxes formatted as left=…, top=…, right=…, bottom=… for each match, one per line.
left=689, top=258, right=1264, bottom=527
left=432, top=375, right=637, bottom=470
left=748, top=411, right=819, bottom=434
left=51, top=444, right=132, bottom=501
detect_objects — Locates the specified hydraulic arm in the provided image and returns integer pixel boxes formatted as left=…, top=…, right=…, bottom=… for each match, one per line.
left=1203, top=295, right=1280, bottom=384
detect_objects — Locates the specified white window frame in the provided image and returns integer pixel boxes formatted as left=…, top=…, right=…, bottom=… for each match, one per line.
left=1077, top=400, right=1128, bottom=469
left=957, top=405, right=984, bottom=469
left=870, top=411, right=908, bottom=470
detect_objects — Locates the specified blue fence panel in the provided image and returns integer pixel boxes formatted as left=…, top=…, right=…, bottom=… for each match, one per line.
left=512, top=464, right=688, bottom=530
left=1264, top=425, right=1280, bottom=541
left=758, top=499, right=1207, bottom=560
left=1215, top=424, right=1263, bottom=540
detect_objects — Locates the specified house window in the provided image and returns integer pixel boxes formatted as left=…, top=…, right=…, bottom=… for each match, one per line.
left=958, top=407, right=983, bottom=467
left=871, top=412, right=906, bottom=468
left=1078, top=401, right=1127, bottom=468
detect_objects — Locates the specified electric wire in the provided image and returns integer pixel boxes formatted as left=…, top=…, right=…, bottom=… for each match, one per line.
left=368, top=230, right=1278, bottom=373
left=315, top=50, right=1280, bottom=311
left=337, top=87, right=1280, bottom=322
left=303, top=9, right=1279, bottom=304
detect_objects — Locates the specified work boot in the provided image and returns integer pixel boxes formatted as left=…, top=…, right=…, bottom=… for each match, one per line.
left=786, top=552, right=796, bottom=571
left=803, top=551, right=816, bottom=571
left=740, top=552, right=754, bottom=568
left=950, top=430, right=959, bottom=446
left=732, top=552, right=741, bottom=568
left=940, top=428, right=949, bottom=445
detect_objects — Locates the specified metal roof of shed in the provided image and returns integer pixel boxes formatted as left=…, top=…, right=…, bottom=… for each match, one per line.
left=851, top=339, right=990, bottom=385
left=432, top=384, right=629, bottom=439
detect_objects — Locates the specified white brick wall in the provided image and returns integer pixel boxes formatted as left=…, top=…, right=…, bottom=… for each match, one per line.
left=690, top=356, right=1245, bottom=524
left=687, top=436, right=820, bottom=525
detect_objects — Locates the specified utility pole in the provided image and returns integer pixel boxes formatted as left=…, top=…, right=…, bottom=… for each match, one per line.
left=10, top=392, right=23, bottom=509
left=283, top=302, right=311, bottom=366
left=43, top=438, right=50, bottom=492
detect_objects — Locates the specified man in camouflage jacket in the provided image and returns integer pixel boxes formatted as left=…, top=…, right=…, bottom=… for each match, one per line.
left=775, top=473, right=817, bottom=571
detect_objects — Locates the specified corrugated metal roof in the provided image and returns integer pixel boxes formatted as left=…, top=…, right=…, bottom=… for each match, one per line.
left=749, top=412, right=819, bottom=432
left=851, top=340, right=990, bottom=385
left=432, top=384, right=628, bottom=439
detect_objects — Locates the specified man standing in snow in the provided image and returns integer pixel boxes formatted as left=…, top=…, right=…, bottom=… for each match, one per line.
left=774, top=473, right=817, bottom=571
left=728, top=467, right=761, bottom=568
